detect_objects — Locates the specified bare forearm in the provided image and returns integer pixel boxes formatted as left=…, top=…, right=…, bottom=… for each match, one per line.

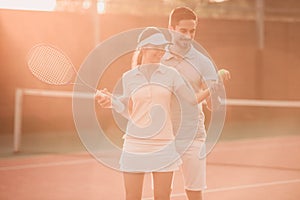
left=196, top=88, right=210, bottom=104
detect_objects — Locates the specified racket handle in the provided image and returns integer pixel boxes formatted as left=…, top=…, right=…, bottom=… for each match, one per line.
left=95, top=90, right=112, bottom=108
left=95, top=90, right=125, bottom=111
left=95, top=90, right=109, bottom=98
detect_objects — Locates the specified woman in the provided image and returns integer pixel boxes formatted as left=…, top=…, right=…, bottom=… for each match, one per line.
left=97, top=27, right=192, bottom=200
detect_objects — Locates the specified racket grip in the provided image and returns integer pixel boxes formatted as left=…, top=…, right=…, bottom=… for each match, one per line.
left=95, top=90, right=124, bottom=111
left=95, top=90, right=108, bottom=98
left=95, top=90, right=113, bottom=109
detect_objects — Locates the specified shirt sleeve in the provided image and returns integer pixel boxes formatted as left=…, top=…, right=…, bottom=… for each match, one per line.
left=112, top=97, right=125, bottom=113
left=170, top=68, right=198, bottom=105
left=198, top=55, right=218, bottom=81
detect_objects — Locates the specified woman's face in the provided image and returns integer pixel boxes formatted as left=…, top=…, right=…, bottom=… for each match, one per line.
left=141, top=44, right=166, bottom=64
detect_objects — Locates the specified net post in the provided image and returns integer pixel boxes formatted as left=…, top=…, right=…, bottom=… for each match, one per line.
left=13, top=88, right=23, bottom=152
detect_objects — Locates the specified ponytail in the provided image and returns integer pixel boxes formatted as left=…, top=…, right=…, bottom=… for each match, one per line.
left=131, top=49, right=143, bottom=68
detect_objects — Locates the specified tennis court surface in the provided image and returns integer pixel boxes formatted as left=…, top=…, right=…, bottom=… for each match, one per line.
left=1, top=134, right=299, bottom=200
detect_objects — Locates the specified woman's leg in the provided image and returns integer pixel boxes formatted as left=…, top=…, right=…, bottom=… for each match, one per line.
left=152, top=172, right=174, bottom=200
left=123, top=172, right=145, bottom=200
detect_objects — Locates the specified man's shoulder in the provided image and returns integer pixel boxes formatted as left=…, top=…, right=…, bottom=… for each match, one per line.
left=189, top=46, right=211, bottom=61
left=159, top=64, right=183, bottom=80
left=188, top=46, right=214, bottom=67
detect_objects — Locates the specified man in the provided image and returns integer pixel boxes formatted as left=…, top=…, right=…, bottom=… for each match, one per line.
left=162, top=7, right=230, bottom=200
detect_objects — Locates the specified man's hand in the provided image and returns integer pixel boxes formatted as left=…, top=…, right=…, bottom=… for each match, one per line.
left=218, top=69, right=231, bottom=82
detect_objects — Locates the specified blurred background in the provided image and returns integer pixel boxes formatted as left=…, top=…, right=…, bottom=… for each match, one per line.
left=0, top=0, right=299, bottom=155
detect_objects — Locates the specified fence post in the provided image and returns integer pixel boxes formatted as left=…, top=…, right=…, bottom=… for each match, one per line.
left=13, top=88, right=23, bottom=152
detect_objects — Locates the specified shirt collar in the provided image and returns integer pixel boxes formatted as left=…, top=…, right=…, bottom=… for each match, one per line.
left=163, top=50, right=175, bottom=61
left=157, top=64, right=168, bottom=74
left=132, top=64, right=167, bottom=76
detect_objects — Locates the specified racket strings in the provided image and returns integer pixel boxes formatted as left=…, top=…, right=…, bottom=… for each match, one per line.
left=28, top=45, right=74, bottom=85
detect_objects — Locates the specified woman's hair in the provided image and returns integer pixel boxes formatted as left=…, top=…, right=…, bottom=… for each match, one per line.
left=131, top=50, right=143, bottom=68
left=168, top=7, right=197, bottom=29
left=131, top=27, right=164, bottom=68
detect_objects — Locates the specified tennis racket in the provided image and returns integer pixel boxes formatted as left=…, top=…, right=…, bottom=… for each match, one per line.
left=27, top=43, right=107, bottom=98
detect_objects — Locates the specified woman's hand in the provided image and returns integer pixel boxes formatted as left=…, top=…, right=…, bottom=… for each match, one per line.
left=95, top=88, right=112, bottom=108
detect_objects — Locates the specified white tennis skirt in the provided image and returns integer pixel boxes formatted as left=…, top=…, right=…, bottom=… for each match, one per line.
left=120, top=137, right=182, bottom=172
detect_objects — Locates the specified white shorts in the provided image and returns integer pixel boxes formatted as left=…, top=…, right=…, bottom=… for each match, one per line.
left=181, top=140, right=207, bottom=191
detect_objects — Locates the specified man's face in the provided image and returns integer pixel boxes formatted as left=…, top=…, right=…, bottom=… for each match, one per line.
left=170, top=19, right=197, bottom=49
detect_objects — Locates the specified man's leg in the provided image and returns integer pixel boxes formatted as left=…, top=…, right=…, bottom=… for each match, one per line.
left=181, top=140, right=206, bottom=200
left=185, top=190, right=203, bottom=200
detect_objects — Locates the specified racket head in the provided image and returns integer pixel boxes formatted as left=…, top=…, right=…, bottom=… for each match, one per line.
left=27, top=43, right=75, bottom=85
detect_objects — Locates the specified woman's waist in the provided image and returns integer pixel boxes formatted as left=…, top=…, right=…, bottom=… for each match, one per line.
left=122, top=137, right=177, bottom=154
left=126, top=119, right=174, bottom=139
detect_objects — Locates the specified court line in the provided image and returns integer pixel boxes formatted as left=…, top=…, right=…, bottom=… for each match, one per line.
left=142, top=179, right=300, bottom=200
left=205, top=179, right=300, bottom=193
left=1, top=136, right=299, bottom=171
left=0, top=159, right=94, bottom=171
left=212, top=138, right=300, bottom=152
left=208, top=162, right=300, bottom=172
left=2, top=157, right=298, bottom=172
left=1, top=157, right=299, bottom=199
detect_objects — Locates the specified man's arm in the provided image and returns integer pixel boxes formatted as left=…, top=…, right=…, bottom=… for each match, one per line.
left=199, top=69, right=231, bottom=110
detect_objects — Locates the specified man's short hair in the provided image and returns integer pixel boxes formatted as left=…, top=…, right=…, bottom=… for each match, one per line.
left=169, top=7, right=198, bottom=28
